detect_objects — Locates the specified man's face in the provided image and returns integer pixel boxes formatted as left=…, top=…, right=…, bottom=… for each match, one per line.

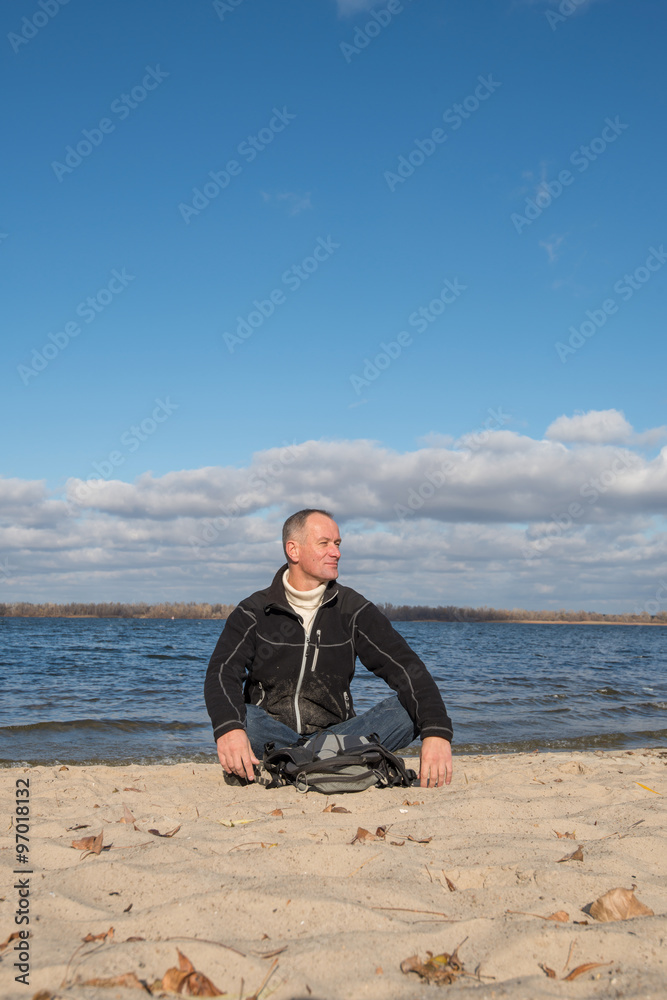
left=287, top=514, right=341, bottom=587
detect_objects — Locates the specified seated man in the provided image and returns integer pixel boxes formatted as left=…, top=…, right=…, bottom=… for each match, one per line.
left=204, top=509, right=453, bottom=787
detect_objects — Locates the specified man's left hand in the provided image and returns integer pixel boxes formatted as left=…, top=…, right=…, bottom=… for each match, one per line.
left=418, top=736, right=453, bottom=788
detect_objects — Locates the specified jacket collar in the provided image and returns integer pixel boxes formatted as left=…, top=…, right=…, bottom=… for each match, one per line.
left=264, top=564, right=339, bottom=614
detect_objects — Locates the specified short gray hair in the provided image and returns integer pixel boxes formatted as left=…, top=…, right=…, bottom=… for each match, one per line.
left=282, top=509, right=334, bottom=557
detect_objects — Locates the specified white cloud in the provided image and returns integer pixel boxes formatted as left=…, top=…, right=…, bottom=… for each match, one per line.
left=2, top=419, right=667, bottom=610
left=546, top=409, right=634, bottom=443
left=546, top=409, right=667, bottom=447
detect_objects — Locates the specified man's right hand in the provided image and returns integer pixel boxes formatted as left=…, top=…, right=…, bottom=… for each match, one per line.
left=216, top=728, right=260, bottom=780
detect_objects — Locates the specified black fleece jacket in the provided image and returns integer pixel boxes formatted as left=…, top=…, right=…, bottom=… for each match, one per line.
left=204, top=566, right=453, bottom=743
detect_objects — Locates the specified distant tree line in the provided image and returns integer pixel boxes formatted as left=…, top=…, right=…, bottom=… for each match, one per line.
left=0, top=601, right=665, bottom=623
left=0, top=602, right=236, bottom=619
left=375, top=603, right=667, bottom=624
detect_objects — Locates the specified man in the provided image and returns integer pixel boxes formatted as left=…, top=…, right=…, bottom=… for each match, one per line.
left=204, top=509, right=453, bottom=787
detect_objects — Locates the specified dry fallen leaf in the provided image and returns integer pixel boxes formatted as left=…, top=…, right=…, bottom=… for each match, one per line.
left=546, top=911, right=569, bottom=922
left=400, top=941, right=466, bottom=985
left=539, top=963, right=557, bottom=978
left=375, top=826, right=388, bottom=839
left=390, top=840, right=405, bottom=846
left=407, top=834, right=432, bottom=843
left=442, top=873, right=457, bottom=892
left=554, top=830, right=576, bottom=839
left=269, top=809, right=283, bottom=817
left=218, top=819, right=255, bottom=828
left=120, top=805, right=136, bottom=825
left=82, top=927, right=114, bottom=944
left=351, top=827, right=377, bottom=844
left=323, top=803, right=351, bottom=813
left=557, top=845, right=584, bottom=862
left=160, top=948, right=225, bottom=996
left=66, top=823, right=90, bottom=831
left=72, top=830, right=105, bottom=855
left=588, top=887, right=654, bottom=922
left=563, top=961, right=612, bottom=981
left=402, top=800, right=422, bottom=806
left=635, top=782, right=661, bottom=795
left=147, top=825, right=181, bottom=838
left=0, top=931, right=22, bottom=952
left=123, top=786, right=143, bottom=792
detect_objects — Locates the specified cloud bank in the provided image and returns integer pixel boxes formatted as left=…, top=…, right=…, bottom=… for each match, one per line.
left=1, top=411, right=666, bottom=612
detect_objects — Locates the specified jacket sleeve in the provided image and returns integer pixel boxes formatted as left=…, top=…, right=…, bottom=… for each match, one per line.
left=352, top=602, right=454, bottom=742
left=204, top=605, right=257, bottom=741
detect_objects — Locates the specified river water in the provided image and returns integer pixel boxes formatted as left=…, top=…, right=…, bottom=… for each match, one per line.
left=1, top=618, right=665, bottom=765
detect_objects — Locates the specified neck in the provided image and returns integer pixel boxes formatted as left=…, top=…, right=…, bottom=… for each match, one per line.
left=286, top=567, right=328, bottom=592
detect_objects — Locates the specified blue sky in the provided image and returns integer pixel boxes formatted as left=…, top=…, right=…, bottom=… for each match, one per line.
left=2, top=0, right=666, bottom=610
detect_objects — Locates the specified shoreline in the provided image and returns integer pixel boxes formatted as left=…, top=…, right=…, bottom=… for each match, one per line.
left=2, top=749, right=664, bottom=999
left=414, top=619, right=667, bottom=625
left=2, top=614, right=666, bottom=625
left=4, top=739, right=667, bottom=770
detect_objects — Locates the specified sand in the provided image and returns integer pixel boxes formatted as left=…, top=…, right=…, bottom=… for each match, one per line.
left=1, top=749, right=665, bottom=1000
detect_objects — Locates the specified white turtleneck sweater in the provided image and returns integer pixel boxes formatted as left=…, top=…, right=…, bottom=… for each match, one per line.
left=283, top=570, right=326, bottom=638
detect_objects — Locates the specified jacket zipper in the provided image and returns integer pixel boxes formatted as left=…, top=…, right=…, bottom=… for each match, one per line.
left=294, top=606, right=326, bottom=730
left=310, top=630, right=321, bottom=672
left=293, top=628, right=309, bottom=733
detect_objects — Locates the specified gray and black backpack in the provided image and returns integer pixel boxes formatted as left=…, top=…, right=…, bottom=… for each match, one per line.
left=262, top=731, right=417, bottom=793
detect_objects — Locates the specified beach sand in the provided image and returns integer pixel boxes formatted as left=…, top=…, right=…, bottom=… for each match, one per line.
left=1, top=749, right=665, bottom=1000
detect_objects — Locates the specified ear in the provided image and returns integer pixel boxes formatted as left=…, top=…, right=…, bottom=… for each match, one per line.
left=285, top=538, right=299, bottom=563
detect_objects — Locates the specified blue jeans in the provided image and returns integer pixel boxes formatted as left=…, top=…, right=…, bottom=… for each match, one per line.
left=245, top=696, right=418, bottom=758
